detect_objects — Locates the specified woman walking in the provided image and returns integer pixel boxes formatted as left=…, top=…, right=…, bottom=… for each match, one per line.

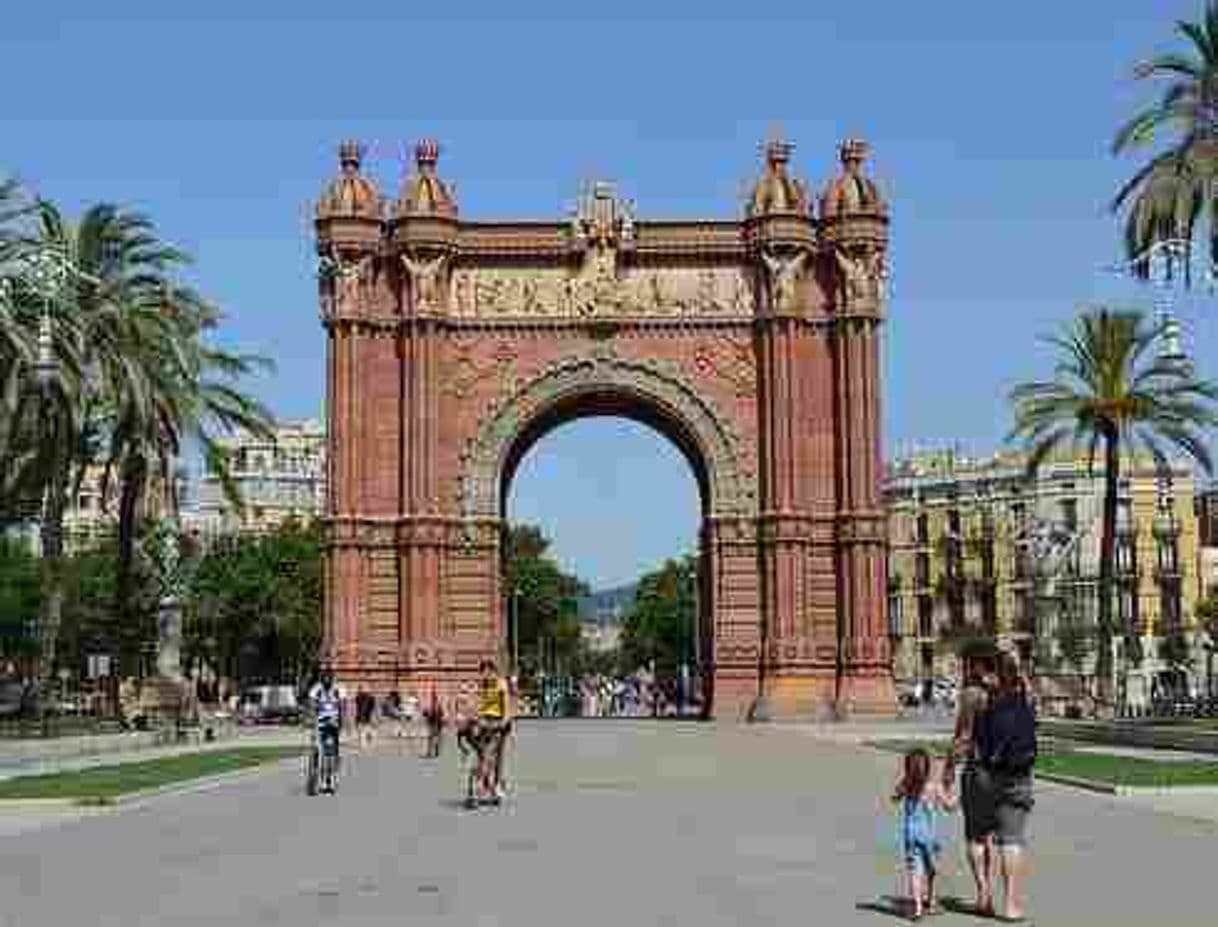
left=944, top=645, right=1036, bottom=922
left=943, top=643, right=998, bottom=916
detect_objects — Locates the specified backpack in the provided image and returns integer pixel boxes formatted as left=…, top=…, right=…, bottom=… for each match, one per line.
left=974, top=690, right=1037, bottom=774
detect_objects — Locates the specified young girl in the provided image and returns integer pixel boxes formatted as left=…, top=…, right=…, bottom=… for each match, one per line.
left=894, top=748, right=956, bottom=920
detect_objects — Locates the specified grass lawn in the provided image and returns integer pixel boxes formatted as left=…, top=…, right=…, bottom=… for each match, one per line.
left=867, top=739, right=1218, bottom=787
left=1036, top=752, right=1218, bottom=787
left=0, top=746, right=303, bottom=803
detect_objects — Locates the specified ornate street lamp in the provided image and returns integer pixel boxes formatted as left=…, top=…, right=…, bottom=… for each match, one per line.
left=1107, top=238, right=1203, bottom=373
left=8, top=245, right=96, bottom=717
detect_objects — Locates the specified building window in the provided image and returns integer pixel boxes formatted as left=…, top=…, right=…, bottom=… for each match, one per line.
left=915, top=552, right=931, bottom=590
left=887, top=577, right=903, bottom=638
left=981, top=585, right=998, bottom=632
left=1118, top=585, right=1138, bottom=636
left=1061, top=498, right=1078, bottom=531
left=1157, top=536, right=1180, bottom=576
left=1117, top=498, right=1133, bottom=533
left=1015, top=590, right=1035, bottom=633
left=1160, top=583, right=1182, bottom=632
left=917, top=595, right=933, bottom=638
left=916, top=513, right=929, bottom=546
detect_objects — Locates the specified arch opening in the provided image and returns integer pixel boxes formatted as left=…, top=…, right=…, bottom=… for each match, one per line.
left=496, top=389, right=716, bottom=719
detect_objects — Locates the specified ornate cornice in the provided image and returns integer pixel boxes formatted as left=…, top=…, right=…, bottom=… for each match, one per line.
left=324, top=515, right=505, bottom=550
left=835, top=511, right=888, bottom=545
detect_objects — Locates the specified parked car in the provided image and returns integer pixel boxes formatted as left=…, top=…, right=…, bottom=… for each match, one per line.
left=0, top=678, right=42, bottom=719
left=0, top=678, right=29, bottom=718
left=238, top=685, right=301, bottom=725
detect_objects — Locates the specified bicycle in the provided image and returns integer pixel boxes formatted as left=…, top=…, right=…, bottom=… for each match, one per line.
left=305, top=721, right=340, bottom=796
left=456, top=717, right=505, bottom=808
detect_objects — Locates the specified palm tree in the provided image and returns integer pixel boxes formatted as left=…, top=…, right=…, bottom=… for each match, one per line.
left=1009, top=308, right=1218, bottom=711
left=1113, top=2, right=1218, bottom=270
left=0, top=179, right=40, bottom=516
left=3, top=195, right=275, bottom=706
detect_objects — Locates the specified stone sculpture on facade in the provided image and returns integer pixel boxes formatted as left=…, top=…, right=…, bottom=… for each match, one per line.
left=402, top=251, right=448, bottom=311
left=761, top=247, right=807, bottom=313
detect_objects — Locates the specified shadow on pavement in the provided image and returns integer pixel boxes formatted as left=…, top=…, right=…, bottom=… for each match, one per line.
left=857, top=894, right=989, bottom=923
left=855, top=895, right=910, bottom=921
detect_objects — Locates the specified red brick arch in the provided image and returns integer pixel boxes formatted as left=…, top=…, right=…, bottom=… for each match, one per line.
left=315, top=138, right=895, bottom=718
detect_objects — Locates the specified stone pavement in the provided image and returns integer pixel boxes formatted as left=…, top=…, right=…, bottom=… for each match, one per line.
left=1, top=720, right=1215, bottom=926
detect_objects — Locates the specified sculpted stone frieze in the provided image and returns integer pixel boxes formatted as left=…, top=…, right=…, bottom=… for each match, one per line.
left=448, top=265, right=753, bottom=319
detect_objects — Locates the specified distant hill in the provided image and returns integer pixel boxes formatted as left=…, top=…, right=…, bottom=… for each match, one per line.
left=577, top=581, right=638, bottom=626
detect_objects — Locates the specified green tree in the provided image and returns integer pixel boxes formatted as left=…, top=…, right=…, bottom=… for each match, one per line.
left=1113, top=2, right=1218, bottom=267
left=187, top=519, right=322, bottom=689
left=502, top=524, right=587, bottom=675
left=1158, top=627, right=1194, bottom=673
left=57, top=534, right=160, bottom=680
left=620, top=555, right=697, bottom=679
left=1196, top=592, right=1218, bottom=695
left=1009, top=308, right=1218, bottom=709
left=0, top=537, right=40, bottom=665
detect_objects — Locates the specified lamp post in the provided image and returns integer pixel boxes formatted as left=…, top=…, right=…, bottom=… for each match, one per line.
left=1020, top=516, right=1086, bottom=709
left=1107, top=238, right=1211, bottom=372
left=8, top=246, right=95, bottom=717
left=509, top=585, right=521, bottom=678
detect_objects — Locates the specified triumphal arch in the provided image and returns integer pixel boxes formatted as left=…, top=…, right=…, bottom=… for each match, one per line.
left=314, top=135, right=894, bottom=718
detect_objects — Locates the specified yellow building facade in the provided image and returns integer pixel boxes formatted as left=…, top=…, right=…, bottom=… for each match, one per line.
left=886, top=449, right=1199, bottom=712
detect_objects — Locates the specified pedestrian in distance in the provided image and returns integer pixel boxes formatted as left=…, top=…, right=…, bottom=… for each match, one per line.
left=355, top=686, right=376, bottom=750
left=892, top=748, right=956, bottom=920
left=423, top=685, right=445, bottom=758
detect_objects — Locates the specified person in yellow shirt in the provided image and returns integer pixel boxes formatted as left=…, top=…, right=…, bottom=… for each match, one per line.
left=469, top=660, right=510, bottom=806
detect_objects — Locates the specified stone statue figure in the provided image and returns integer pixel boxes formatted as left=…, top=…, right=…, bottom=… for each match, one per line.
left=698, top=269, right=723, bottom=313
left=319, top=249, right=370, bottom=313
left=762, top=248, right=806, bottom=312
left=452, top=270, right=474, bottom=314
left=331, top=253, right=372, bottom=313
left=402, top=252, right=447, bottom=310
left=834, top=246, right=886, bottom=304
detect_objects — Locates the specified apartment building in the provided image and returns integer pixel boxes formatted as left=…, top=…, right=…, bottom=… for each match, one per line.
left=193, top=420, right=326, bottom=537
left=886, top=448, right=1199, bottom=710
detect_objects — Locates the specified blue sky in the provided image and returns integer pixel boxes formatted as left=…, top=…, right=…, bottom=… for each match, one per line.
left=5, top=1, right=1214, bottom=588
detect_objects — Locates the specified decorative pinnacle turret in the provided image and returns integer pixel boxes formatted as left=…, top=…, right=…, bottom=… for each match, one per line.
left=839, top=138, right=870, bottom=172
left=415, top=139, right=440, bottom=172
left=338, top=140, right=365, bottom=174
left=765, top=137, right=793, bottom=170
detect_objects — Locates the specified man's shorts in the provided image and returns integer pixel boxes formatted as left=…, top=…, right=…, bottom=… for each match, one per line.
left=318, top=723, right=340, bottom=758
left=962, top=764, right=1033, bottom=847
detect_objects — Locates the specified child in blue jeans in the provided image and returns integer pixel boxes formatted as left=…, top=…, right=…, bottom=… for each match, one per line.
left=893, top=748, right=956, bottom=920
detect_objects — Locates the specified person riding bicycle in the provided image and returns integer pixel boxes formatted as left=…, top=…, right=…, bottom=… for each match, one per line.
left=470, top=660, right=510, bottom=805
left=307, top=667, right=346, bottom=793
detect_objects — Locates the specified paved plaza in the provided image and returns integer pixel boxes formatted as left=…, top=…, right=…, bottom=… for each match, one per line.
left=1, top=721, right=1215, bottom=926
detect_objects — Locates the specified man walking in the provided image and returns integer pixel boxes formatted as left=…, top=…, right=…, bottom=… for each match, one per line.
left=355, top=686, right=376, bottom=749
